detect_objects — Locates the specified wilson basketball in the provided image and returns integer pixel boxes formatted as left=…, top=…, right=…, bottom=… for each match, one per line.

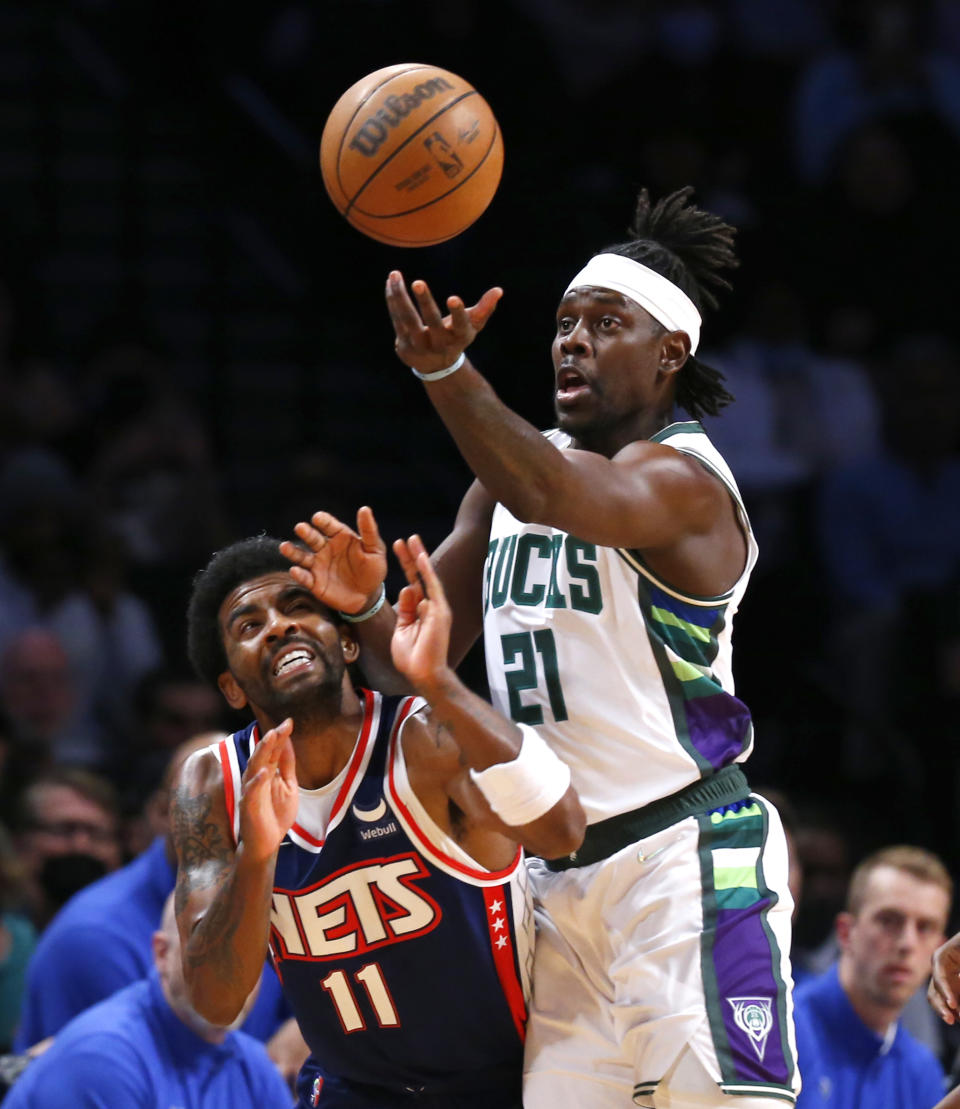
left=320, top=63, right=503, bottom=247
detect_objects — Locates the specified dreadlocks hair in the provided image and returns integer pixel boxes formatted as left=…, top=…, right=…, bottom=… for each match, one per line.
left=601, top=186, right=738, bottom=420
left=186, top=534, right=322, bottom=687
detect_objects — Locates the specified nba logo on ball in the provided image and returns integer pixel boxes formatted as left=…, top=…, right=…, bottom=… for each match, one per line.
left=728, top=997, right=773, bottom=1061
left=319, top=63, right=504, bottom=246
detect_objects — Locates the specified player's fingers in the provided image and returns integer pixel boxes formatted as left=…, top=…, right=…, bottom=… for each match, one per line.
left=356, top=506, right=385, bottom=553
left=446, top=296, right=472, bottom=338
left=282, top=530, right=317, bottom=558
left=392, top=537, right=420, bottom=585
left=250, top=719, right=293, bottom=768
left=406, top=533, right=428, bottom=561
left=277, top=726, right=296, bottom=781
left=470, top=286, right=503, bottom=330
left=386, top=271, right=423, bottom=334
left=395, top=582, right=422, bottom=623
left=414, top=549, right=449, bottom=612
left=934, top=972, right=959, bottom=1012
left=410, top=279, right=446, bottom=329
left=242, top=766, right=270, bottom=796
left=929, top=979, right=957, bottom=1023
left=287, top=565, right=315, bottom=591
left=309, top=510, right=350, bottom=537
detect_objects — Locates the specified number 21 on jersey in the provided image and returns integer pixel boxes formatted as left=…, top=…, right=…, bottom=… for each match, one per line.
left=501, top=629, right=568, bottom=724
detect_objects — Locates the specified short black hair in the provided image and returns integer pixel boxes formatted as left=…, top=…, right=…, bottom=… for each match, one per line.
left=186, top=535, right=294, bottom=687
left=601, top=186, right=738, bottom=420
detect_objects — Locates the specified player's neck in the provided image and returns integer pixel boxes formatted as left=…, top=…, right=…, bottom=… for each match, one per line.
left=290, top=703, right=366, bottom=790
left=571, top=406, right=677, bottom=457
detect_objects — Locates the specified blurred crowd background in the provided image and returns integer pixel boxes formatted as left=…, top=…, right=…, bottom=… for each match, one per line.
left=1, top=0, right=959, bottom=1078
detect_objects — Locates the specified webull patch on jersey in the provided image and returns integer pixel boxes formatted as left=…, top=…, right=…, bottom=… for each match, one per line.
left=728, top=996, right=774, bottom=1061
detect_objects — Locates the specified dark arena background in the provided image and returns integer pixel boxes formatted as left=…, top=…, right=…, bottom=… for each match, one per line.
left=1, top=0, right=960, bottom=1063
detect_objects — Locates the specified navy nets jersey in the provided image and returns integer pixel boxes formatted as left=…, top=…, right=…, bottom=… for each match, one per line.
left=213, top=690, right=532, bottom=1107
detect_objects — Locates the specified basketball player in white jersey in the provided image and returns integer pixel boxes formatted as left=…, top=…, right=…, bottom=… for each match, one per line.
left=286, top=187, right=800, bottom=1108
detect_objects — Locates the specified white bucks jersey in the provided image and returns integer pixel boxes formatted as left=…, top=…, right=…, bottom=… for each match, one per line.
left=482, top=421, right=760, bottom=824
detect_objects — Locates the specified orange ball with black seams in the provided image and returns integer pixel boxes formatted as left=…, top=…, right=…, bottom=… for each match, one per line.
left=320, top=63, right=504, bottom=247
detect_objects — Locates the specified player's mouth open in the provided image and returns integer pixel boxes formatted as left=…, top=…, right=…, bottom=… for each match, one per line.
left=556, top=366, right=590, bottom=404
left=273, top=647, right=315, bottom=678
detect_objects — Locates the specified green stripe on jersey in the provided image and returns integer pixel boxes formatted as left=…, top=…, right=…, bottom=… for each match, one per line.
left=650, top=605, right=712, bottom=642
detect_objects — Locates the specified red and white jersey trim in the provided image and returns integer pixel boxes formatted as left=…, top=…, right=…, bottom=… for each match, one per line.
left=385, top=701, right=523, bottom=887
left=483, top=884, right=527, bottom=1040
left=215, top=689, right=381, bottom=852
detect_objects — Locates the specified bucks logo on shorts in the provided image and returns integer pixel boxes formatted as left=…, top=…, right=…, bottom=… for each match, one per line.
left=727, top=997, right=773, bottom=1061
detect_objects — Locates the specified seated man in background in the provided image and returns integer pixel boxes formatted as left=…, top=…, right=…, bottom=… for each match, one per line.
left=2, top=893, right=292, bottom=1108
left=13, top=734, right=301, bottom=1079
left=794, top=845, right=950, bottom=1108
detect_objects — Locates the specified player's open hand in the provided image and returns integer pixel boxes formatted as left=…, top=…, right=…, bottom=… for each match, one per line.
left=390, top=536, right=453, bottom=691
left=238, top=719, right=298, bottom=864
left=930, top=931, right=960, bottom=1024
left=282, top=506, right=387, bottom=617
left=386, top=270, right=502, bottom=378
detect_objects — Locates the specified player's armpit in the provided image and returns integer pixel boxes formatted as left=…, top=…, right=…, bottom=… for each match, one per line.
left=429, top=479, right=495, bottom=666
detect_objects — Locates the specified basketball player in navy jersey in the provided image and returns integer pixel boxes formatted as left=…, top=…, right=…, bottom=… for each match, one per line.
left=170, top=529, right=584, bottom=1108
left=290, top=188, right=800, bottom=1109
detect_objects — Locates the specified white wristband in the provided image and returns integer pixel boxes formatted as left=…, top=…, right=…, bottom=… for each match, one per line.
left=412, top=352, right=465, bottom=382
left=469, top=724, right=571, bottom=826
left=338, top=584, right=386, bottom=623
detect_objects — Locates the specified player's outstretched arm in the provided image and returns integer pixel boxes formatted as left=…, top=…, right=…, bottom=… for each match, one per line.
left=385, top=272, right=725, bottom=555
left=391, top=535, right=585, bottom=861
left=170, top=722, right=297, bottom=1026
left=930, top=931, right=960, bottom=1025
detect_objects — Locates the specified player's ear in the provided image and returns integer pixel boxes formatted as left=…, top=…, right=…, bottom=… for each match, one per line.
left=218, top=670, right=248, bottom=710
left=659, top=329, right=690, bottom=376
left=339, top=627, right=360, bottom=665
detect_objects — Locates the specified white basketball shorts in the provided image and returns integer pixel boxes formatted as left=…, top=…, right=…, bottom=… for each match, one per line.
left=523, top=793, right=800, bottom=1108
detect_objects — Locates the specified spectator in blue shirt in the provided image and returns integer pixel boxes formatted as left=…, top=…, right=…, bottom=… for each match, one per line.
left=2, top=892, right=292, bottom=1108
left=13, top=734, right=300, bottom=1075
left=795, top=845, right=951, bottom=1108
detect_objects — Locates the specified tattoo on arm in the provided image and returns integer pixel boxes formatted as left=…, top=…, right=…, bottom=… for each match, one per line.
left=434, top=719, right=455, bottom=751
left=171, top=788, right=231, bottom=870
left=171, top=786, right=245, bottom=980
left=182, top=881, right=245, bottom=978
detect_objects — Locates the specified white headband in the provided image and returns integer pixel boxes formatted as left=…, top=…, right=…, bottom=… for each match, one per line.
left=564, top=253, right=702, bottom=354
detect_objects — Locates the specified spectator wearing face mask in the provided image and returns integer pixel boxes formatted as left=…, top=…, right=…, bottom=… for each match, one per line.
left=8, top=766, right=122, bottom=929
left=11, top=737, right=300, bottom=1083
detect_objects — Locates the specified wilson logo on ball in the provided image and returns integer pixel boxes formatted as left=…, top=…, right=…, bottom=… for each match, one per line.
left=320, top=63, right=503, bottom=247
left=349, top=77, right=456, bottom=158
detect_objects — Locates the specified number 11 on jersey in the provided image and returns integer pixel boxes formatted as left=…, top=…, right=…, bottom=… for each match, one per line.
left=321, top=963, right=399, bottom=1033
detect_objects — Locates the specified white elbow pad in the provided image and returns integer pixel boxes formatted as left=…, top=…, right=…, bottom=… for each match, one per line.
left=468, top=725, right=571, bottom=826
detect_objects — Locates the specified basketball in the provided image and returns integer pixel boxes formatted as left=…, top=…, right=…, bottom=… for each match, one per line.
left=319, top=63, right=503, bottom=247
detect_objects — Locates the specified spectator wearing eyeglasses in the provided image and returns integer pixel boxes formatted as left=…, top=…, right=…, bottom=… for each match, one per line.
left=10, top=736, right=299, bottom=1079
left=9, top=766, right=122, bottom=929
